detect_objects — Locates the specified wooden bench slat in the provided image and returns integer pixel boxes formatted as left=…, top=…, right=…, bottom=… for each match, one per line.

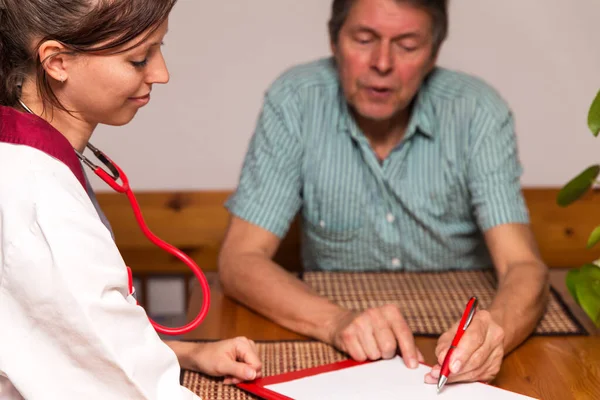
left=96, top=189, right=600, bottom=273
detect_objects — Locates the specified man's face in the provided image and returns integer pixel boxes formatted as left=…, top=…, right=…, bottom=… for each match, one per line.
left=332, top=0, right=437, bottom=122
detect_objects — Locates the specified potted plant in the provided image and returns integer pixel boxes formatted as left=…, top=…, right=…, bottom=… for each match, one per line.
left=556, top=92, right=600, bottom=328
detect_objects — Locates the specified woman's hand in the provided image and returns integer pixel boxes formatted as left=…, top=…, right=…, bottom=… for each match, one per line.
left=166, top=337, right=262, bottom=384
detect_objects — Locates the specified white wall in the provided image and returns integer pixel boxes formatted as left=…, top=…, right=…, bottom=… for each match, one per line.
left=89, top=0, right=600, bottom=192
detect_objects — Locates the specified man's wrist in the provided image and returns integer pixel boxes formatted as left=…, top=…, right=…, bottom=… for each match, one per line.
left=314, top=305, right=350, bottom=345
left=487, top=307, right=514, bottom=350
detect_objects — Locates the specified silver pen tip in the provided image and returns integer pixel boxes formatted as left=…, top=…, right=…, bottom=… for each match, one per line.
left=437, top=375, right=448, bottom=393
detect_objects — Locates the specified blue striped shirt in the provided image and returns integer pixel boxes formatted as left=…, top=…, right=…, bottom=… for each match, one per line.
left=227, top=57, right=529, bottom=271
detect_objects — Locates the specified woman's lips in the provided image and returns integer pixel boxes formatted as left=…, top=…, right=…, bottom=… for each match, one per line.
left=129, top=93, right=151, bottom=106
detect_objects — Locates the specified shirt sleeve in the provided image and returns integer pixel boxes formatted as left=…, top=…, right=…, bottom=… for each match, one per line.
left=0, top=149, right=199, bottom=400
left=467, top=110, right=530, bottom=232
left=226, top=92, right=303, bottom=238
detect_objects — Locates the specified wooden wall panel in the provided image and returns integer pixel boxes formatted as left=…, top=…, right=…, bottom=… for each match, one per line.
left=96, top=189, right=600, bottom=274
left=523, top=189, right=600, bottom=267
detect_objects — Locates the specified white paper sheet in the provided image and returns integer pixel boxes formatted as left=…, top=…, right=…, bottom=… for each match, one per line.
left=265, top=356, right=536, bottom=400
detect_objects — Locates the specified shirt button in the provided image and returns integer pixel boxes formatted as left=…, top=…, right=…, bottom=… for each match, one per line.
left=386, top=213, right=395, bottom=223
left=319, top=220, right=326, bottom=228
left=391, top=258, right=401, bottom=267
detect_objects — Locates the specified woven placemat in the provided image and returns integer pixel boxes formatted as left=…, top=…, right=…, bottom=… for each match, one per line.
left=182, top=341, right=346, bottom=400
left=303, top=270, right=587, bottom=335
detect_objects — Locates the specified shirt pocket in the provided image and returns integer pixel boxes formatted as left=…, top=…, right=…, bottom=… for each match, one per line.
left=397, top=171, right=467, bottom=222
left=302, top=181, right=366, bottom=242
left=302, top=187, right=366, bottom=270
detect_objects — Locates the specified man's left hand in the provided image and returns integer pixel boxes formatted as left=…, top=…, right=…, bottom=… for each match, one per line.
left=424, top=310, right=505, bottom=385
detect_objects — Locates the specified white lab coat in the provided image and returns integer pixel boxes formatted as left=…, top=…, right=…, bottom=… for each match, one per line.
left=0, top=142, right=201, bottom=400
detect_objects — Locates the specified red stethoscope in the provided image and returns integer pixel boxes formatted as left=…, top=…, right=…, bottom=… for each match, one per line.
left=19, top=99, right=210, bottom=336
left=77, top=143, right=211, bottom=336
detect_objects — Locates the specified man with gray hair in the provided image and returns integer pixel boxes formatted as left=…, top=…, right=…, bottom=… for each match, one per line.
left=219, top=0, right=548, bottom=386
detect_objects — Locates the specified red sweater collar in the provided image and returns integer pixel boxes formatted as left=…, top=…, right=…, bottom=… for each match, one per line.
left=0, top=105, right=86, bottom=188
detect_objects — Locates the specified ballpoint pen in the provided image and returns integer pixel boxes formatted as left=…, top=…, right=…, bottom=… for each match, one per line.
left=437, top=296, right=478, bottom=393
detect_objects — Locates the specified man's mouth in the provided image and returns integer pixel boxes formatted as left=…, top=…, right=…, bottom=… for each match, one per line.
left=363, top=86, right=394, bottom=99
left=369, top=86, right=392, bottom=93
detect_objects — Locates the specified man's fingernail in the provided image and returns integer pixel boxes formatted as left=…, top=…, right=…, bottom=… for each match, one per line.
left=451, top=360, right=462, bottom=373
left=430, top=368, right=440, bottom=378
left=409, top=358, right=418, bottom=369
left=247, top=370, right=256, bottom=380
left=424, top=374, right=437, bottom=384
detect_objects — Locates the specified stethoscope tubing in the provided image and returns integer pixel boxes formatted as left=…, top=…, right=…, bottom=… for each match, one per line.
left=90, top=152, right=211, bottom=336
left=17, top=99, right=210, bottom=335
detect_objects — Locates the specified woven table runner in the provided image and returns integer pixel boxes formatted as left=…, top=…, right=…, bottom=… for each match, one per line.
left=182, top=271, right=586, bottom=399
left=182, top=341, right=345, bottom=400
left=303, top=270, right=586, bottom=335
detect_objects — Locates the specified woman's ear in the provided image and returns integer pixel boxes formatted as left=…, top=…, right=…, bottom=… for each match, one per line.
left=37, top=40, right=70, bottom=83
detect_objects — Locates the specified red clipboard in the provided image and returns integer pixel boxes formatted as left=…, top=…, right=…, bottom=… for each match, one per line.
left=236, top=358, right=509, bottom=400
left=237, top=359, right=371, bottom=400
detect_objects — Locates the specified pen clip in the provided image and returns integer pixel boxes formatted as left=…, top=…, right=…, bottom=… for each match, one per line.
left=463, top=297, right=478, bottom=330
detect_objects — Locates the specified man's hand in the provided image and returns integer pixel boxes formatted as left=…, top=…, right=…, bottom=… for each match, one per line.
left=424, top=310, right=504, bottom=384
left=327, top=305, right=424, bottom=368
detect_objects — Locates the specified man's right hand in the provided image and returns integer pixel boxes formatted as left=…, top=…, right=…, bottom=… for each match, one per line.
left=327, top=305, right=424, bottom=368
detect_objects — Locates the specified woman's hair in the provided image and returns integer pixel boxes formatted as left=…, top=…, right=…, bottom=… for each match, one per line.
left=0, top=0, right=177, bottom=110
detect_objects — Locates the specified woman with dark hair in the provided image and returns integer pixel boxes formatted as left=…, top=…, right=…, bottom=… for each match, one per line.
left=0, top=1, right=261, bottom=398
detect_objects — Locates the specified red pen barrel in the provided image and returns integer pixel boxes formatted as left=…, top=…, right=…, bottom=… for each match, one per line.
left=451, top=325, right=468, bottom=347
left=440, top=347, right=455, bottom=378
left=438, top=296, right=478, bottom=385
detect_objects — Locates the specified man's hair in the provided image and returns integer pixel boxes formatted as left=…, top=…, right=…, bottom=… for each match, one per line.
left=328, top=0, right=449, bottom=53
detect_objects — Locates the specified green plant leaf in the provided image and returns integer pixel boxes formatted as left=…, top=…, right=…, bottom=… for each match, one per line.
left=557, top=165, right=600, bottom=207
left=566, top=269, right=580, bottom=304
left=588, top=90, right=600, bottom=136
left=580, top=263, right=600, bottom=280
left=566, top=265, right=600, bottom=326
left=588, top=227, right=600, bottom=248
left=575, top=278, right=600, bottom=327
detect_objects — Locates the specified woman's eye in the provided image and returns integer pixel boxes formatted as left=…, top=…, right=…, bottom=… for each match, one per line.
left=130, top=58, right=148, bottom=68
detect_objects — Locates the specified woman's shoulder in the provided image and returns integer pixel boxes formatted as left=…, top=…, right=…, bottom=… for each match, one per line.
left=0, top=143, right=99, bottom=266
left=0, top=143, right=88, bottom=207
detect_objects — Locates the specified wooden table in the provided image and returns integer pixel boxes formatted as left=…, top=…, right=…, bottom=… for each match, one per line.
left=185, top=270, right=600, bottom=400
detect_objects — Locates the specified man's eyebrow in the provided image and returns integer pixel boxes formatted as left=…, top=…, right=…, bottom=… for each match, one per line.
left=351, top=25, right=422, bottom=41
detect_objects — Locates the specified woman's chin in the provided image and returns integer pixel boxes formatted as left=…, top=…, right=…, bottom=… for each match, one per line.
left=102, top=111, right=138, bottom=127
